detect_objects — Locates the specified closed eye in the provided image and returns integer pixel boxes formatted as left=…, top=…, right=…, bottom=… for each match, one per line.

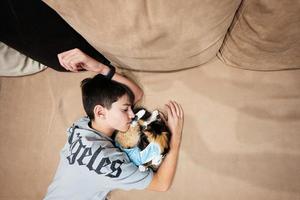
left=122, top=106, right=131, bottom=112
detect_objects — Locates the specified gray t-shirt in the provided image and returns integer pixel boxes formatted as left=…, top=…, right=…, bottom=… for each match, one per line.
left=44, top=117, right=153, bottom=200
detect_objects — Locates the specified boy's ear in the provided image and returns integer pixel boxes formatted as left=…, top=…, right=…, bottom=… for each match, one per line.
left=94, top=105, right=106, bottom=119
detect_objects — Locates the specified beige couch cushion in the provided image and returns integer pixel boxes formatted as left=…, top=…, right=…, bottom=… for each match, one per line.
left=0, top=42, right=47, bottom=76
left=218, top=0, right=300, bottom=70
left=1, top=59, right=300, bottom=199
left=44, top=0, right=241, bottom=71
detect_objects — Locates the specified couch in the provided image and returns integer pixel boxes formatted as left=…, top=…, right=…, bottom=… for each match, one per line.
left=0, top=0, right=300, bottom=199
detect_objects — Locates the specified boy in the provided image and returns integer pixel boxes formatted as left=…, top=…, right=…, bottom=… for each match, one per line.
left=44, top=49, right=184, bottom=200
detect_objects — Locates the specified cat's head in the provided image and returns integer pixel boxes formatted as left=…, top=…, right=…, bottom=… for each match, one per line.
left=134, top=108, right=171, bottom=155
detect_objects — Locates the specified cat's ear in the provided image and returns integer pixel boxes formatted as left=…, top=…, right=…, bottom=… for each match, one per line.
left=143, top=110, right=159, bottom=127
left=131, top=109, right=146, bottom=127
left=136, top=109, right=146, bottom=120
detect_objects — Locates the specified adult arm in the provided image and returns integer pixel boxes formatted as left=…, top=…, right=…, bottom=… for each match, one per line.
left=57, top=48, right=143, bottom=103
left=146, top=101, right=184, bottom=191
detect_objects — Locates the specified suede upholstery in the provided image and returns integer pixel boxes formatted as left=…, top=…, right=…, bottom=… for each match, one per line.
left=218, top=0, right=300, bottom=70
left=45, top=0, right=242, bottom=71
left=1, top=0, right=300, bottom=200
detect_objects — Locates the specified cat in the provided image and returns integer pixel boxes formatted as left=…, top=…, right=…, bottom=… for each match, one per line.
left=114, top=108, right=171, bottom=171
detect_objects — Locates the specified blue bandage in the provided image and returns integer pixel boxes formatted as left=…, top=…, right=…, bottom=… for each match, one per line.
left=117, top=142, right=162, bottom=166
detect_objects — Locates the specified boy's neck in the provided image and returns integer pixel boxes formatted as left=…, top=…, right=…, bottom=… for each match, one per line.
left=91, top=120, right=114, bottom=138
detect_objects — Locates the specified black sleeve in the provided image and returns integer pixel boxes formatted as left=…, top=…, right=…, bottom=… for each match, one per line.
left=0, top=0, right=111, bottom=72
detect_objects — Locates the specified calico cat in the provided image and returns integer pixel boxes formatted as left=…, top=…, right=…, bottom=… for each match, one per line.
left=114, top=108, right=171, bottom=171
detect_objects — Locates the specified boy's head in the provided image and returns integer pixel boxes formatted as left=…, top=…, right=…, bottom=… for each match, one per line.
left=81, top=74, right=135, bottom=125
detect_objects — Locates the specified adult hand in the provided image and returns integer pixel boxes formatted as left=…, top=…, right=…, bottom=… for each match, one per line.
left=57, top=48, right=106, bottom=73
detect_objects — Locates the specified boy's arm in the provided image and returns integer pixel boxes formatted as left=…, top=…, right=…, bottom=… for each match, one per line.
left=110, top=71, right=143, bottom=104
left=100, top=64, right=143, bottom=104
left=147, top=101, right=184, bottom=191
left=57, top=48, right=143, bottom=103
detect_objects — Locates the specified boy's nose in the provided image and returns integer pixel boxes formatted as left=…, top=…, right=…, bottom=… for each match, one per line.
left=128, top=109, right=135, bottom=119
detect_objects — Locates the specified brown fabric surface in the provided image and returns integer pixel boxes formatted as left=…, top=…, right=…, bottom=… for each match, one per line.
left=218, top=0, right=300, bottom=70
left=1, top=59, right=300, bottom=199
left=44, top=0, right=241, bottom=71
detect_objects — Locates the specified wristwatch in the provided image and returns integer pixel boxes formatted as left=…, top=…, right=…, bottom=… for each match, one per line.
left=106, top=64, right=116, bottom=80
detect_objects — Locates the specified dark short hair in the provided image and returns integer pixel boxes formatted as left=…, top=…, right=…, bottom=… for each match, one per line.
left=81, top=74, right=135, bottom=120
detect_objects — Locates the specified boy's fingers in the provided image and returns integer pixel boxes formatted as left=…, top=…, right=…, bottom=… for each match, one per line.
left=172, top=101, right=181, bottom=117
left=165, top=103, right=173, bottom=118
left=178, top=104, right=184, bottom=118
left=159, top=112, right=167, bottom=123
left=168, top=101, right=177, bottom=118
left=170, top=101, right=178, bottom=116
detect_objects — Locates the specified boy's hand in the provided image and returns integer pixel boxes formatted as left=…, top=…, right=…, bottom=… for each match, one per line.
left=162, top=101, right=184, bottom=148
left=147, top=101, right=183, bottom=192
left=57, top=48, right=107, bottom=73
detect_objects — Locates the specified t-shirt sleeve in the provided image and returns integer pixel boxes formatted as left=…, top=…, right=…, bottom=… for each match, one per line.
left=98, top=148, right=153, bottom=191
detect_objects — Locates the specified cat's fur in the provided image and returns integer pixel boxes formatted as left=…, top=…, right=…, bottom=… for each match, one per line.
left=114, top=108, right=171, bottom=171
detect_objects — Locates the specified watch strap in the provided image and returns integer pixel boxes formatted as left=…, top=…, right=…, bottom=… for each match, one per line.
left=106, top=64, right=116, bottom=80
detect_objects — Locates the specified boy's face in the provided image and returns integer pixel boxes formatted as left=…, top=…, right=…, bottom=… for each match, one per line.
left=104, top=94, right=135, bottom=132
